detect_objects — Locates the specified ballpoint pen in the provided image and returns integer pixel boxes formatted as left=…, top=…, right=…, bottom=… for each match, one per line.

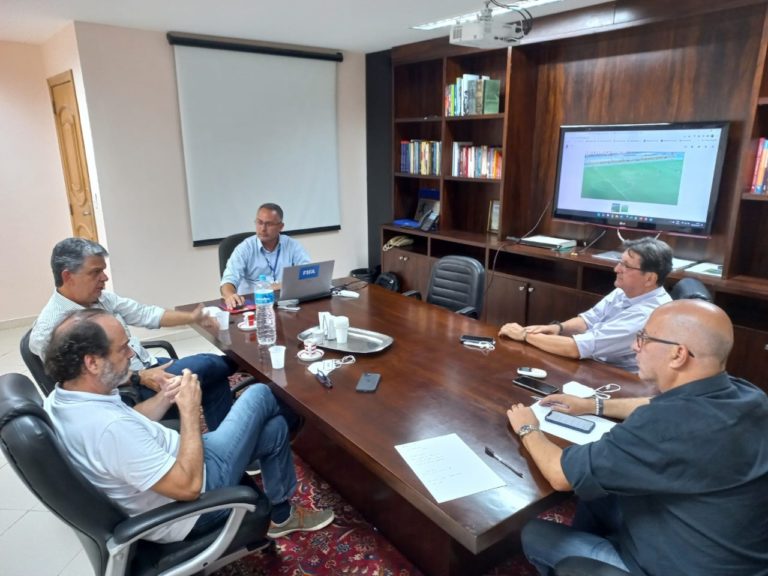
left=484, top=446, right=524, bottom=478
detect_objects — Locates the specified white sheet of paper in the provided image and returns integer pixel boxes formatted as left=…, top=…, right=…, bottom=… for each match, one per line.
left=531, top=401, right=616, bottom=445
left=395, top=433, right=506, bottom=503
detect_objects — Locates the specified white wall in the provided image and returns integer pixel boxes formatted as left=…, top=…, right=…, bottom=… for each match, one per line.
left=0, top=40, right=71, bottom=324
left=74, top=22, right=368, bottom=310
left=0, top=21, right=368, bottom=325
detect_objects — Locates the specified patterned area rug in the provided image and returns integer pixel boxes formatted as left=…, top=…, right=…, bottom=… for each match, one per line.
left=213, top=452, right=576, bottom=576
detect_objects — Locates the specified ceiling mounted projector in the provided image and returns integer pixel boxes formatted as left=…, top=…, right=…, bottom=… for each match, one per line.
left=449, top=2, right=533, bottom=48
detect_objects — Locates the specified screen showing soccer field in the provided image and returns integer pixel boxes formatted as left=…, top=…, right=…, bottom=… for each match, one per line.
left=552, top=123, right=729, bottom=236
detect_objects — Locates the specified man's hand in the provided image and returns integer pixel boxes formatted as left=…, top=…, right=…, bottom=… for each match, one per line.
left=540, top=393, right=594, bottom=416
left=161, top=374, right=182, bottom=404
left=139, top=360, right=175, bottom=392
left=524, top=324, right=559, bottom=335
left=174, top=368, right=202, bottom=420
left=506, top=403, right=540, bottom=434
left=499, top=322, right=527, bottom=341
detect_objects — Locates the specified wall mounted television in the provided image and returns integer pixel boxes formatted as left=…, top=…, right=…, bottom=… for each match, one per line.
left=551, top=122, right=729, bottom=237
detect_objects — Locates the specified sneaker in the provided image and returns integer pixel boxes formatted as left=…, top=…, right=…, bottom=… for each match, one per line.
left=267, top=505, right=335, bottom=538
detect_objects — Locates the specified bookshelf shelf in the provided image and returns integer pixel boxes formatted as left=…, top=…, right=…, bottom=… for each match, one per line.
left=741, top=192, right=768, bottom=201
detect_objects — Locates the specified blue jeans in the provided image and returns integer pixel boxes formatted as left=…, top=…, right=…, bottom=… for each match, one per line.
left=138, top=354, right=236, bottom=430
left=522, top=496, right=630, bottom=575
left=190, top=384, right=297, bottom=534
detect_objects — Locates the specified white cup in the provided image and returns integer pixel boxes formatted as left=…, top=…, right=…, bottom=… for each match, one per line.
left=303, top=338, right=317, bottom=355
left=269, top=345, right=286, bottom=369
left=243, top=311, right=255, bottom=327
left=318, top=311, right=336, bottom=340
left=217, top=309, right=230, bottom=330
left=334, top=316, right=349, bottom=344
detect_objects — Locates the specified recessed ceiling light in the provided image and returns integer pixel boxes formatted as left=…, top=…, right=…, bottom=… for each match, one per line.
left=412, top=0, right=563, bottom=31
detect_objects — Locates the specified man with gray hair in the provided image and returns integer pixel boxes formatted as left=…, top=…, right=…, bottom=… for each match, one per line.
left=30, top=237, right=235, bottom=430
left=499, top=238, right=673, bottom=372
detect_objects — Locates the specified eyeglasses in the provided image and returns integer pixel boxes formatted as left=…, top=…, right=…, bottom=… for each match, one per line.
left=616, top=260, right=643, bottom=271
left=255, top=219, right=282, bottom=228
left=635, top=329, right=695, bottom=357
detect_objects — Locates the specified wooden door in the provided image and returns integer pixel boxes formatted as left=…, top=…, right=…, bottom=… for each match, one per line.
left=484, top=274, right=527, bottom=326
left=381, top=248, right=434, bottom=295
left=48, top=70, right=98, bottom=241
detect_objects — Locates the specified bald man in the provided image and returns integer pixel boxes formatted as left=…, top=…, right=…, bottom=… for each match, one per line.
left=506, top=300, right=768, bottom=575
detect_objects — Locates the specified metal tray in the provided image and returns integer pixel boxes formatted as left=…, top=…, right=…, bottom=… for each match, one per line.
left=297, top=326, right=393, bottom=354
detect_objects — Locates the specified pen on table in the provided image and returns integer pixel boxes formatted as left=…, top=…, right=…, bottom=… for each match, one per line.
left=315, top=371, right=333, bottom=389
left=484, top=446, right=524, bottom=478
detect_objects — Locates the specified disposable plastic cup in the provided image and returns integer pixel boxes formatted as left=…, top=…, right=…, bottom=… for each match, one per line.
left=217, top=309, right=230, bottom=330
left=269, top=345, right=286, bottom=369
left=334, top=316, right=350, bottom=344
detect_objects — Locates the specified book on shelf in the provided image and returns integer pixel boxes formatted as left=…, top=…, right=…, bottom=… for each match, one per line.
left=752, top=137, right=768, bottom=194
left=483, top=79, right=501, bottom=114
left=451, top=142, right=502, bottom=178
left=400, top=139, right=441, bottom=176
left=446, top=75, right=496, bottom=116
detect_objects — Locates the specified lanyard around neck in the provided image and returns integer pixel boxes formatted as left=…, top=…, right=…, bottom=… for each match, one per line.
left=262, top=243, right=281, bottom=281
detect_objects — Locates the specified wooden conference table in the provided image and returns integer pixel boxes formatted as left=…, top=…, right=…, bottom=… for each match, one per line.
left=180, top=284, right=654, bottom=576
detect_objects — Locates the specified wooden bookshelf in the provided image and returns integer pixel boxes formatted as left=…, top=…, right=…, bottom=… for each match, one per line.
left=377, top=0, right=768, bottom=387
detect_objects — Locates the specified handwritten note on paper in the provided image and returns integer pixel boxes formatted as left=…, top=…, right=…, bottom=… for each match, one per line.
left=395, top=433, right=505, bottom=503
left=531, top=401, right=616, bottom=445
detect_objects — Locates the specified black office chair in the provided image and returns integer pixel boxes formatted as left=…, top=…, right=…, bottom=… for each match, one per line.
left=670, top=277, right=712, bottom=302
left=554, top=556, right=631, bottom=575
left=218, top=232, right=254, bottom=277
left=0, top=372, right=273, bottom=576
left=20, top=328, right=179, bottom=397
left=404, top=255, right=485, bottom=318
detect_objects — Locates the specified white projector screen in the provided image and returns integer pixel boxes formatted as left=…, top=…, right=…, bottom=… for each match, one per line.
left=171, top=37, right=342, bottom=245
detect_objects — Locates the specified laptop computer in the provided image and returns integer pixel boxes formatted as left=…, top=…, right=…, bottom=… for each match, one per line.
left=278, top=260, right=335, bottom=303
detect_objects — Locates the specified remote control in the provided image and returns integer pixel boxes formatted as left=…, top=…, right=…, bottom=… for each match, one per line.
left=335, top=290, right=360, bottom=298
left=517, top=367, right=547, bottom=379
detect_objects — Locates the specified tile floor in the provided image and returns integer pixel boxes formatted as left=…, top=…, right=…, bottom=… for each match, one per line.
left=0, top=322, right=221, bottom=576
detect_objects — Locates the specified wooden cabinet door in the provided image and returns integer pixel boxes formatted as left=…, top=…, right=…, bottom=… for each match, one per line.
left=381, top=249, right=434, bottom=295
left=484, top=274, right=527, bottom=326
left=526, top=281, right=602, bottom=326
left=728, top=326, right=768, bottom=393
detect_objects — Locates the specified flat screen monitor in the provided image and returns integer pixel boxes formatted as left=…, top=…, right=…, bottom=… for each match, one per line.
left=551, top=122, right=729, bottom=237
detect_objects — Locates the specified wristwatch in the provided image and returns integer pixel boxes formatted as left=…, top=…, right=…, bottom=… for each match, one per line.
left=549, top=320, right=564, bottom=334
left=129, top=371, right=142, bottom=387
left=518, top=424, right=540, bottom=439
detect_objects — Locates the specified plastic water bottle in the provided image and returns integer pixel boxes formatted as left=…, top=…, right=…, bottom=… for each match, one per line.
left=254, top=275, right=276, bottom=346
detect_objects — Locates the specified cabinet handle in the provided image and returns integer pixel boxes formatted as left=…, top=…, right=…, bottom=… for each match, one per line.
left=403, top=256, right=409, bottom=262
left=518, top=286, right=525, bottom=291
left=528, top=286, right=534, bottom=293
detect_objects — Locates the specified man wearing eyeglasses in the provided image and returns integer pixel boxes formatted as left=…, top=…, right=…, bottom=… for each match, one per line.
left=506, top=299, right=768, bottom=575
left=499, top=237, right=672, bottom=372
left=220, top=203, right=311, bottom=309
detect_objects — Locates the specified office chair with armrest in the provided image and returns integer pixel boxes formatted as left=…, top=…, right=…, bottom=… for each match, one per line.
left=20, top=328, right=179, bottom=397
left=218, top=232, right=254, bottom=277
left=670, top=277, right=712, bottom=302
left=403, top=255, right=485, bottom=318
left=0, top=372, right=273, bottom=576
left=554, top=556, right=632, bottom=575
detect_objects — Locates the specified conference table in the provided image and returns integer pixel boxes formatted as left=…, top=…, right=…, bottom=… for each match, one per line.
left=180, top=283, right=654, bottom=576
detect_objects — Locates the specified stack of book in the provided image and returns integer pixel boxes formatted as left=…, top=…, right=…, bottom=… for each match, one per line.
left=749, top=137, right=768, bottom=194
left=451, top=142, right=502, bottom=178
left=400, top=139, right=441, bottom=176
left=445, top=74, right=501, bottom=117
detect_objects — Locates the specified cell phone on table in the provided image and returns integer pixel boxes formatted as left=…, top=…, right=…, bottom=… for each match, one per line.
left=356, top=372, right=381, bottom=393
left=545, top=410, right=595, bottom=433
left=460, top=334, right=496, bottom=345
left=219, top=298, right=256, bottom=313
left=512, top=375, right=559, bottom=396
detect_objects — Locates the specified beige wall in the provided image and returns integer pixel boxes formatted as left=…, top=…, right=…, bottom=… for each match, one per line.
left=0, top=21, right=368, bottom=324
left=0, top=40, right=71, bottom=324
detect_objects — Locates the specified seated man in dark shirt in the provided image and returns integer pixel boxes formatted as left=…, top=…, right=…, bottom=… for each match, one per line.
left=506, top=299, right=768, bottom=576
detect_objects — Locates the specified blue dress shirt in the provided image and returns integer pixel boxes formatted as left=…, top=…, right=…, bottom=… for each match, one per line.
left=220, top=234, right=310, bottom=293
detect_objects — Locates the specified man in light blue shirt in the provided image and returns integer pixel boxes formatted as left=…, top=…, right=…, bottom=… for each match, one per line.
left=220, top=203, right=310, bottom=309
left=499, top=238, right=673, bottom=372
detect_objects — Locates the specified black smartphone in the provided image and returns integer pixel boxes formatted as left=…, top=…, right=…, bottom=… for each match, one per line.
left=512, top=375, right=559, bottom=396
left=460, top=334, right=496, bottom=345
left=356, top=372, right=381, bottom=393
left=545, top=410, right=596, bottom=433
